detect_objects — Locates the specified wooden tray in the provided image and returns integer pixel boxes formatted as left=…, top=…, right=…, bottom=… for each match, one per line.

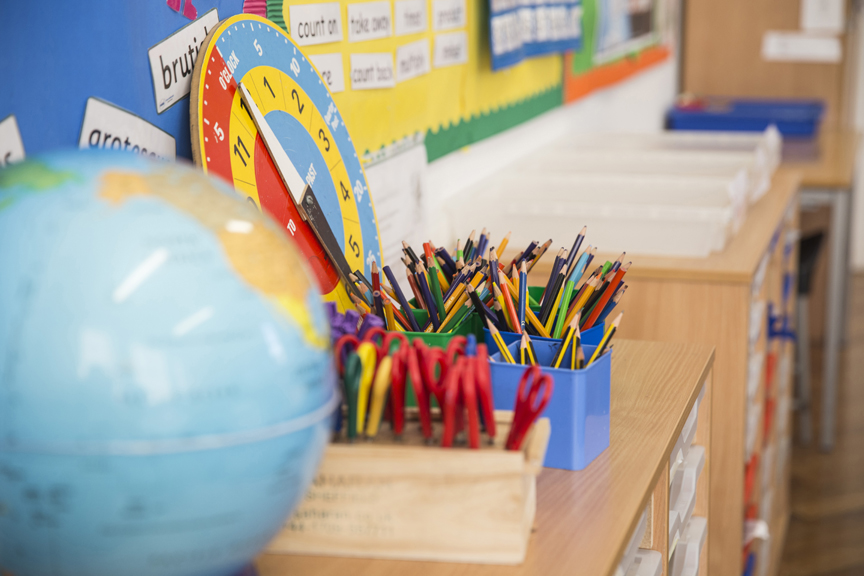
left=267, top=410, right=550, bottom=564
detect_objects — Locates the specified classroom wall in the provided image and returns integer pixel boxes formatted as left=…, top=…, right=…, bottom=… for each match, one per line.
left=363, top=55, right=678, bottom=272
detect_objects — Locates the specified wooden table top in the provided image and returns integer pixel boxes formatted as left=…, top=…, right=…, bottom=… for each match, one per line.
left=522, top=168, right=801, bottom=285
left=256, top=339, right=715, bottom=576
left=784, top=130, right=859, bottom=190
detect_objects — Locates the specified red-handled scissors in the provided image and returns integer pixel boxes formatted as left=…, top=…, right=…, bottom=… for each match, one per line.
left=505, top=365, right=553, bottom=451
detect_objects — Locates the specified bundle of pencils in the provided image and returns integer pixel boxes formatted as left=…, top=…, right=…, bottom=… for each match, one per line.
left=345, top=227, right=630, bottom=355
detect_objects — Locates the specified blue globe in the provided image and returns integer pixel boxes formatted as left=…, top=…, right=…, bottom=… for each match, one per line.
left=0, top=151, right=337, bottom=576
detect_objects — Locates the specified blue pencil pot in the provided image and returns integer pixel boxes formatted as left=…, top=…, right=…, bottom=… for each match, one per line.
left=483, top=322, right=605, bottom=352
left=489, top=340, right=611, bottom=471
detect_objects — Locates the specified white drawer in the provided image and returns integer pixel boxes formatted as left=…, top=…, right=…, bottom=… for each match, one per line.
left=670, top=516, right=708, bottom=576
left=615, top=508, right=648, bottom=576
left=669, top=446, right=705, bottom=552
left=670, top=385, right=704, bottom=480
left=626, top=549, right=663, bottom=576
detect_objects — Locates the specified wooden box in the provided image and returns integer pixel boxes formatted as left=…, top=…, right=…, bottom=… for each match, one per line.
left=267, top=411, right=550, bottom=564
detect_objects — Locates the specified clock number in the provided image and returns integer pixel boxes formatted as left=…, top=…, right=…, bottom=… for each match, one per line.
left=318, top=129, right=330, bottom=152
left=339, top=181, right=351, bottom=201
left=263, top=76, right=275, bottom=98
left=213, top=122, right=224, bottom=141
left=291, top=89, right=305, bottom=115
left=290, top=57, right=301, bottom=77
left=234, top=135, right=250, bottom=167
left=348, top=234, right=360, bottom=259
left=254, top=39, right=263, bottom=56
left=287, top=219, right=297, bottom=236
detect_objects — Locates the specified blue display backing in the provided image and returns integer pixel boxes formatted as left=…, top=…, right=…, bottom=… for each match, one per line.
left=0, top=1, right=244, bottom=160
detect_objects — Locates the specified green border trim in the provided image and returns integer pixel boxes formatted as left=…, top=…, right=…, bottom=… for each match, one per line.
left=424, top=84, right=563, bottom=163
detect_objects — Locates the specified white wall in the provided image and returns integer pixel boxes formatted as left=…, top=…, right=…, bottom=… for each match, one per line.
left=364, top=57, right=679, bottom=271
left=426, top=57, right=680, bottom=242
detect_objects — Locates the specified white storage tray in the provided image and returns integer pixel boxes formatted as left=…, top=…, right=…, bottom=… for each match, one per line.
left=670, top=445, right=705, bottom=548
left=626, top=549, right=663, bottom=576
left=615, top=508, right=649, bottom=576
left=447, top=191, right=737, bottom=258
left=670, top=385, right=704, bottom=481
left=670, top=516, right=708, bottom=576
left=559, top=128, right=781, bottom=170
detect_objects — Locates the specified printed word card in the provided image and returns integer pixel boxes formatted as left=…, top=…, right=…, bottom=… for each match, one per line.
left=432, top=0, right=466, bottom=30
left=310, top=53, right=347, bottom=93
left=0, top=115, right=26, bottom=167
left=78, top=98, right=176, bottom=160
left=396, top=39, right=431, bottom=82
left=394, top=0, right=428, bottom=36
left=350, top=53, right=397, bottom=89
left=148, top=8, right=219, bottom=113
left=348, top=1, right=393, bottom=42
left=434, top=31, right=468, bottom=67
left=289, top=3, right=344, bottom=46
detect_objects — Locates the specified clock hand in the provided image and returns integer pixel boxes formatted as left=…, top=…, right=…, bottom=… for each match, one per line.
left=237, top=82, right=364, bottom=301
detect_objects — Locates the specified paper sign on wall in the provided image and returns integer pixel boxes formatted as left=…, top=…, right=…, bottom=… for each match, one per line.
left=350, top=53, right=397, bottom=89
left=394, top=0, right=428, bottom=35
left=396, top=39, right=431, bottom=82
left=348, top=1, right=393, bottom=42
left=288, top=3, right=344, bottom=46
left=432, top=0, right=466, bottom=31
left=0, top=115, right=26, bottom=167
left=148, top=8, right=219, bottom=114
left=800, top=0, right=844, bottom=34
left=310, top=53, right=347, bottom=93
left=434, top=31, right=468, bottom=67
left=762, top=31, right=842, bottom=63
left=78, top=98, right=176, bottom=160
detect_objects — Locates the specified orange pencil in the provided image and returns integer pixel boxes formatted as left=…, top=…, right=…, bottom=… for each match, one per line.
left=500, top=277, right=521, bottom=335
left=583, top=262, right=631, bottom=330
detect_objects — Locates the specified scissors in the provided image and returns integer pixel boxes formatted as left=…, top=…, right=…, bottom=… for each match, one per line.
left=334, top=330, right=409, bottom=439
left=505, top=364, right=553, bottom=451
left=437, top=336, right=497, bottom=448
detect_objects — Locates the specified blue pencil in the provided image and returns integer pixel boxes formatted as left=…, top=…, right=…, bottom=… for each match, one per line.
left=383, top=265, right=420, bottom=331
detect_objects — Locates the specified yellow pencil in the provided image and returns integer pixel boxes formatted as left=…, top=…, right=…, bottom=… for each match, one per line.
left=486, top=317, right=515, bottom=363
left=587, top=312, right=622, bottom=366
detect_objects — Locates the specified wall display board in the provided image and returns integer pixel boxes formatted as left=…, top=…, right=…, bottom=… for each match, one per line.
left=191, top=14, right=383, bottom=311
left=563, top=0, right=671, bottom=103
left=488, top=0, right=584, bottom=71
left=0, top=1, right=248, bottom=161
left=244, top=0, right=564, bottom=161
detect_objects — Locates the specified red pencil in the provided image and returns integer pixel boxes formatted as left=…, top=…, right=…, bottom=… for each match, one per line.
left=582, top=262, right=630, bottom=329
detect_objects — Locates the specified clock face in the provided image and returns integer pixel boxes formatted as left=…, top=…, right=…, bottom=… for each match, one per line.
left=191, top=14, right=381, bottom=311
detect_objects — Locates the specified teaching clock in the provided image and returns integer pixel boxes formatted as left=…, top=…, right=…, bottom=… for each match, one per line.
left=191, top=14, right=381, bottom=311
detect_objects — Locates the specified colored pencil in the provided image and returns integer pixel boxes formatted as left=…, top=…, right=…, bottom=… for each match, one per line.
left=486, top=317, right=515, bottom=363
left=496, top=231, right=511, bottom=258
left=587, top=312, right=621, bottom=365
left=583, top=262, right=630, bottom=330
left=518, top=261, right=528, bottom=333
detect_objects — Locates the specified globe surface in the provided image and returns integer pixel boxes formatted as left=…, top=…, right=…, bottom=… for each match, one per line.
left=0, top=151, right=337, bottom=576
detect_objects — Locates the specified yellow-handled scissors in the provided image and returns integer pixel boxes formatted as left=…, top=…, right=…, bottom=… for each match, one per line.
left=355, top=342, right=378, bottom=435
left=365, top=355, right=393, bottom=438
